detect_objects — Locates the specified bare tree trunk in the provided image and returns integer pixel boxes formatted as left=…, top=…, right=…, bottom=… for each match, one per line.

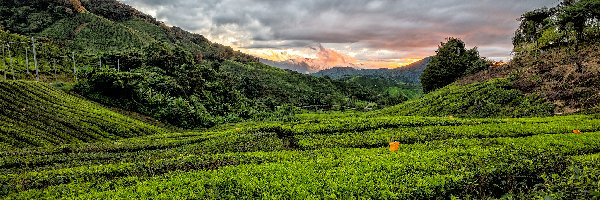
left=32, top=37, right=39, bottom=81
left=1, top=45, right=5, bottom=81
left=25, top=47, right=29, bottom=74
left=575, top=39, right=582, bottom=73
left=72, top=52, right=77, bottom=81
left=9, top=47, right=14, bottom=80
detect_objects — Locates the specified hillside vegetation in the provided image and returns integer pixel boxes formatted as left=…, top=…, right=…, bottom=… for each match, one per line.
left=458, top=0, right=600, bottom=114
left=380, top=78, right=554, bottom=118
left=1, top=0, right=600, bottom=198
left=0, top=30, right=75, bottom=81
left=461, top=41, right=600, bottom=114
left=2, top=113, right=600, bottom=198
left=0, top=0, right=400, bottom=129
left=403, top=0, right=600, bottom=116
left=0, top=81, right=163, bottom=148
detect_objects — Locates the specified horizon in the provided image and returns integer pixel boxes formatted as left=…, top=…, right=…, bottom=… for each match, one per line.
left=119, top=0, right=559, bottom=70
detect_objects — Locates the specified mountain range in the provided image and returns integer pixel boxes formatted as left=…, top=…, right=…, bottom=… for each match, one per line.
left=312, top=57, right=431, bottom=84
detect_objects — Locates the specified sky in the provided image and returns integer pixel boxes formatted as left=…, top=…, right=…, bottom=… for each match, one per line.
left=119, top=0, right=559, bottom=70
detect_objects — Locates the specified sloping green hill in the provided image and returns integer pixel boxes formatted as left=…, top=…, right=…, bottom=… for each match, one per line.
left=39, top=12, right=150, bottom=53
left=379, top=78, right=554, bottom=118
left=0, top=81, right=163, bottom=148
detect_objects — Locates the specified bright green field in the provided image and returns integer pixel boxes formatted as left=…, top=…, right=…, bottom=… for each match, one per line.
left=1, top=81, right=600, bottom=199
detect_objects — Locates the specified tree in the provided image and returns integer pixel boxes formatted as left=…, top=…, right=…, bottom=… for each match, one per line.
left=421, top=38, right=489, bottom=93
left=513, top=8, right=555, bottom=47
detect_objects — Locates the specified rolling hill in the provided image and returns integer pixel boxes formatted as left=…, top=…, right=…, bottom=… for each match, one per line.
left=379, top=78, right=554, bottom=118
left=0, top=81, right=163, bottom=148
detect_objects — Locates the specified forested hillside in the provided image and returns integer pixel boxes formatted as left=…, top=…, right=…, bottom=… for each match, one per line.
left=0, top=0, right=407, bottom=128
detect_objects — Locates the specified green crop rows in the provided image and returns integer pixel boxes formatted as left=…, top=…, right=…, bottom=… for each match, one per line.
left=0, top=81, right=163, bottom=148
left=1, top=89, right=600, bottom=199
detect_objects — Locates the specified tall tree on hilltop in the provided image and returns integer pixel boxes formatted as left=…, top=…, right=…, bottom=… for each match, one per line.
left=420, top=38, right=489, bottom=93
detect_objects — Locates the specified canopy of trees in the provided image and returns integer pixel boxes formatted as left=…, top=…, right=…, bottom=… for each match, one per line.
left=420, top=38, right=489, bottom=93
left=513, top=0, right=600, bottom=51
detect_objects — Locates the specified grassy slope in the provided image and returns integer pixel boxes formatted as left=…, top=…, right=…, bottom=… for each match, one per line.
left=379, top=78, right=554, bottom=118
left=0, top=81, right=163, bottom=148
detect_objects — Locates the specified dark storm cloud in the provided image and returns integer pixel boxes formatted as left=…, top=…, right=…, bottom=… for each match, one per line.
left=119, top=0, right=558, bottom=57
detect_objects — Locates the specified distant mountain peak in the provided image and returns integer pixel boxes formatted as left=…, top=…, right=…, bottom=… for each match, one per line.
left=311, top=57, right=432, bottom=84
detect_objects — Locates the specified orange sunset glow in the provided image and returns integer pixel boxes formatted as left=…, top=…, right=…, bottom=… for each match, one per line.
left=240, top=46, right=422, bottom=71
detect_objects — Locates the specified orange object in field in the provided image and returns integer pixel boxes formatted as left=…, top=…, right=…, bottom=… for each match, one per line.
left=573, top=129, right=582, bottom=134
left=389, top=142, right=400, bottom=152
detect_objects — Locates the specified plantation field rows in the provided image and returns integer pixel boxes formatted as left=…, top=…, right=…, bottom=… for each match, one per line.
left=0, top=81, right=163, bottom=148
left=2, top=93, right=600, bottom=199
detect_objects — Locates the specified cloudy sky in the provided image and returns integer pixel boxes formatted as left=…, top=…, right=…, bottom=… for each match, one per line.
left=120, top=0, right=558, bottom=69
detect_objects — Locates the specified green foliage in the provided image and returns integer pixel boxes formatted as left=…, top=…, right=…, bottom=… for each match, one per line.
left=338, top=75, right=421, bottom=107
left=0, top=1, right=387, bottom=129
left=382, top=78, right=554, bottom=118
left=420, top=38, right=489, bottom=93
left=514, top=0, right=600, bottom=51
left=0, top=0, right=74, bottom=34
left=0, top=81, right=163, bottom=148
left=537, top=27, right=564, bottom=48
left=513, top=7, right=555, bottom=47
left=0, top=29, right=85, bottom=82
left=73, top=60, right=379, bottom=128
left=40, top=12, right=149, bottom=53
left=2, top=113, right=600, bottom=198
left=1, top=1, right=600, bottom=198
left=74, top=67, right=223, bottom=128
left=505, top=152, right=600, bottom=199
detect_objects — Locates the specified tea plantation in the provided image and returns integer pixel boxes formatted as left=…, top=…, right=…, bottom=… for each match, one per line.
left=1, top=81, right=599, bottom=199
left=0, top=81, right=163, bottom=148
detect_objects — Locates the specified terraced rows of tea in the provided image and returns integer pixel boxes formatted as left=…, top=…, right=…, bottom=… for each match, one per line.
left=0, top=81, right=163, bottom=148
left=2, top=94, right=600, bottom=199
